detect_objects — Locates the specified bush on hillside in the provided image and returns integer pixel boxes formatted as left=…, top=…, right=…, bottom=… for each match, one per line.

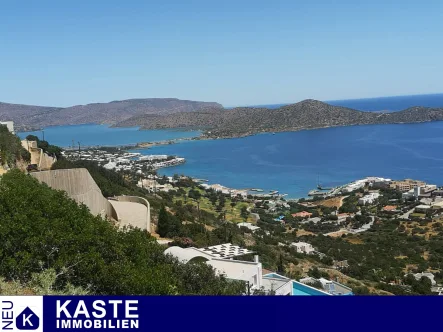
left=0, top=170, right=244, bottom=295
left=0, top=125, right=30, bottom=167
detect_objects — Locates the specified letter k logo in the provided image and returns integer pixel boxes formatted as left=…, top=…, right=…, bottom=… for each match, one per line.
left=16, top=307, right=40, bottom=330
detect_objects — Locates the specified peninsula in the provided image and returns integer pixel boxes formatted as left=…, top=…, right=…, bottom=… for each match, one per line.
left=115, top=99, right=443, bottom=139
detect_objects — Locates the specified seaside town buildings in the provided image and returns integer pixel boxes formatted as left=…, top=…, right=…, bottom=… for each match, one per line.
left=200, top=183, right=249, bottom=198
left=63, top=149, right=185, bottom=173
left=390, top=179, right=426, bottom=192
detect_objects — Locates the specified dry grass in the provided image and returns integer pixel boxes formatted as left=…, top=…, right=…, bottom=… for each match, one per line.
left=296, top=229, right=317, bottom=237
left=319, top=196, right=346, bottom=208
left=326, top=230, right=350, bottom=238
left=403, top=264, right=418, bottom=273
left=346, top=237, right=364, bottom=244
left=204, top=224, right=215, bottom=231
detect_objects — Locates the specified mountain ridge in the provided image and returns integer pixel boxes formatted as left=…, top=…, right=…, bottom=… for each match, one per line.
left=0, top=98, right=223, bottom=131
left=115, top=99, right=443, bottom=138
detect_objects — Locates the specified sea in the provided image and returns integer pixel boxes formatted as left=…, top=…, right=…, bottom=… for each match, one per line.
left=18, top=93, right=443, bottom=198
left=18, top=124, right=201, bottom=148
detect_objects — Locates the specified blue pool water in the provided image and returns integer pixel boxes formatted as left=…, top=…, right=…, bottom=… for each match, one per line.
left=264, top=273, right=288, bottom=280
left=292, top=281, right=329, bottom=296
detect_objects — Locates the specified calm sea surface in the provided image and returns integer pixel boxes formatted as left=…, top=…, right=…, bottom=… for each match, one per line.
left=145, top=122, right=443, bottom=198
left=18, top=124, right=200, bottom=148
left=17, top=94, right=443, bottom=198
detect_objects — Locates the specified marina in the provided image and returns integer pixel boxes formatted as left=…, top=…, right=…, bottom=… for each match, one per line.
left=62, top=148, right=186, bottom=173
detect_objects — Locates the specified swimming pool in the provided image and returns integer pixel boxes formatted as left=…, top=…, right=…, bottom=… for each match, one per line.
left=292, top=281, right=330, bottom=296
left=264, top=273, right=289, bottom=280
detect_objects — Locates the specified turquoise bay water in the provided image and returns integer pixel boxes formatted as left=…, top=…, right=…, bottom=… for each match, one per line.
left=18, top=124, right=200, bottom=148
left=145, top=122, right=443, bottom=198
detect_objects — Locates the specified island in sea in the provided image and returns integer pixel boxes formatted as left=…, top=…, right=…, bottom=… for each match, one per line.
left=114, top=99, right=443, bottom=139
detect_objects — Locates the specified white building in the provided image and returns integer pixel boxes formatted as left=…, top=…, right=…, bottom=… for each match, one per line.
left=137, top=179, right=174, bottom=192
left=415, top=204, right=432, bottom=213
left=403, top=185, right=438, bottom=200
left=413, top=272, right=436, bottom=286
left=165, top=244, right=263, bottom=291
left=300, top=277, right=353, bottom=295
left=237, top=222, right=260, bottom=232
left=290, top=242, right=315, bottom=254
left=103, top=161, right=117, bottom=170
left=139, top=155, right=168, bottom=161
left=358, top=192, right=380, bottom=205
left=0, top=121, right=14, bottom=134
left=165, top=243, right=296, bottom=295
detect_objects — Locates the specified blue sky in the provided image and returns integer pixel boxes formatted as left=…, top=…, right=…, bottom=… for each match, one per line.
left=1, top=0, right=442, bottom=107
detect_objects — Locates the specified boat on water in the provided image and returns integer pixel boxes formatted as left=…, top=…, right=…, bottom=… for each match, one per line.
left=316, top=175, right=332, bottom=190
left=250, top=188, right=264, bottom=192
left=269, top=190, right=279, bottom=195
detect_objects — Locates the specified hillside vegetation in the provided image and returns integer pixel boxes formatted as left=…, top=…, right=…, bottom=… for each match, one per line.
left=116, top=99, right=443, bottom=138
left=0, top=124, right=30, bottom=168
left=0, top=170, right=244, bottom=295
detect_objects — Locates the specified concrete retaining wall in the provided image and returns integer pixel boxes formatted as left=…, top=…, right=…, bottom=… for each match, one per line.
left=31, top=168, right=118, bottom=220
left=111, top=196, right=151, bottom=232
left=21, top=140, right=56, bottom=170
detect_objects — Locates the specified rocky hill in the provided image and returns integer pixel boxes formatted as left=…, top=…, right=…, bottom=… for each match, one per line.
left=0, top=98, right=222, bottom=131
left=116, top=99, right=443, bottom=138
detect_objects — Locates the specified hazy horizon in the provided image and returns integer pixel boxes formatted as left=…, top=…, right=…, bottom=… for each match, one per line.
left=2, top=92, right=443, bottom=110
left=1, top=1, right=442, bottom=107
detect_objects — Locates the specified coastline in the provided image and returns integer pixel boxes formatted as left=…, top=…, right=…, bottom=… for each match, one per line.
left=20, top=120, right=443, bottom=200
left=112, top=122, right=442, bottom=200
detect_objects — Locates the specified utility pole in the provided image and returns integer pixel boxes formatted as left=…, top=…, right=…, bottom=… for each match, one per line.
left=78, top=141, right=81, bottom=158
left=41, top=130, right=45, bottom=142
left=197, top=200, right=201, bottom=222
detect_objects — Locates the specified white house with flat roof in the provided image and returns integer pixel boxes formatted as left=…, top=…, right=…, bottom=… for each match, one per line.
left=164, top=243, right=339, bottom=295
left=415, top=204, right=431, bottom=213
left=290, top=242, right=315, bottom=254
left=164, top=244, right=263, bottom=291
left=300, top=277, right=353, bottom=295
left=237, top=222, right=260, bottom=232
left=358, top=192, right=380, bottom=205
